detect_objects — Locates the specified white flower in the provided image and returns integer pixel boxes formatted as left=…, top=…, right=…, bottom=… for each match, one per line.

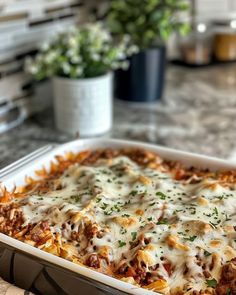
left=29, top=65, right=38, bottom=74
left=91, top=53, right=100, bottom=61
left=123, top=34, right=131, bottom=43
left=66, top=49, right=76, bottom=58
left=62, top=62, right=71, bottom=74
left=41, top=42, right=50, bottom=52
left=68, top=36, right=77, bottom=48
left=117, top=52, right=126, bottom=59
left=128, top=45, right=139, bottom=55
left=76, top=67, right=83, bottom=76
left=45, top=51, right=58, bottom=63
left=121, top=60, right=129, bottom=70
left=71, top=55, right=81, bottom=64
left=112, top=61, right=119, bottom=69
left=26, top=22, right=132, bottom=79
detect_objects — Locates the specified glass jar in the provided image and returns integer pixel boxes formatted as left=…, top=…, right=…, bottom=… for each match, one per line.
left=179, top=21, right=213, bottom=65
left=213, top=20, right=236, bottom=61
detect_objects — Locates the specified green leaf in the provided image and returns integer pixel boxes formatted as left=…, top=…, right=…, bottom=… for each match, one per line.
left=204, top=250, right=212, bottom=257
left=184, top=236, right=197, bottom=242
left=156, top=218, right=168, bottom=225
left=131, top=231, right=137, bottom=241
left=107, top=0, right=190, bottom=48
left=118, top=240, right=126, bottom=247
left=156, top=191, right=167, bottom=200
left=206, top=279, right=217, bottom=288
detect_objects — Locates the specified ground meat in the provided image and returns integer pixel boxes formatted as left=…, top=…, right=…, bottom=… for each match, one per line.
left=86, top=253, right=100, bottom=268
left=84, top=222, right=103, bottom=239
left=25, top=220, right=51, bottom=245
left=84, top=223, right=99, bottom=239
left=0, top=203, right=24, bottom=236
left=117, top=258, right=159, bottom=285
left=216, top=258, right=236, bottom=295
left=134, top=266, right=147, bottom=284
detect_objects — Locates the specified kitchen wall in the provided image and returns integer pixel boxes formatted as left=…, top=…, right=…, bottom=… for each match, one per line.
left=0, top=0, right=97, bottom=133
left=196, top=0, right=236, bottom=20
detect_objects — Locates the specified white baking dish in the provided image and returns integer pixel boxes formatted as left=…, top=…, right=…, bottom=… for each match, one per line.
left=0, top=138, right=235, bottom=295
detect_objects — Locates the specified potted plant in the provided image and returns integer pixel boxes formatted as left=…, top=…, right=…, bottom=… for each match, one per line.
left=107, top=0, right=190, bottom=102
left=25, top=23, right=132, bottom=136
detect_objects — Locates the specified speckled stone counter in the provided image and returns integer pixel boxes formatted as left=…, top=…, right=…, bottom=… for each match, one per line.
left=1, top=63, right=236, bottom=169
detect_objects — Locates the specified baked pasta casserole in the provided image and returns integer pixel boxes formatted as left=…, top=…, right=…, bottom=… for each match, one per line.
left=1, top=148, right=236, bottom=295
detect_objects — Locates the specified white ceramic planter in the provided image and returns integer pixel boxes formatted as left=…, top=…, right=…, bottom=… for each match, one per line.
left=52, top=73, right=113, bottom=137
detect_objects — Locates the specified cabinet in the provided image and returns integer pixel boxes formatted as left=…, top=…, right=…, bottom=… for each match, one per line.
left=196, top=0, right=234, bottom=19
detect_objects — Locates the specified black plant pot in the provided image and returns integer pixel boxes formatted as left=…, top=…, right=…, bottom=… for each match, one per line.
left=115, top=46, right=166, bottom=102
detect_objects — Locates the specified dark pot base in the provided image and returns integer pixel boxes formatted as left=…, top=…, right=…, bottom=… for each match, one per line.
left=115, top=47, right=166, bottom=102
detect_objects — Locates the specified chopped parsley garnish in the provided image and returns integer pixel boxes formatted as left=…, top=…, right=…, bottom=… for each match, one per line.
left=206, top=278, right=217, bottom=288
left=226, top=288, right=232, bottom=295
left=96, top=197, right=101, bottom=203
left=71, top=195, right=81, bottom=202
left=100, top=203, right=108, bottom=210
left=130, top=190, right=137, bottom=196
left=118, top=240, right=126, bottom=247
left=184, top=235, right=197, bottom=242
left=204, top=250, right=212, bottom=257
left=147, top=217, right=153, bottom=221
left=120, top=227, right=127, bottom=234
left=213, top=207, right=218, bottom=216
left=156, top=218, right=168, bottom=225
left=122, top=214, right=130, bottom=217
left=156, top=191, right=166, bottom=200
left=224, top=213, right=231, bottom=222
left=131, top=232, right=137, bottom=241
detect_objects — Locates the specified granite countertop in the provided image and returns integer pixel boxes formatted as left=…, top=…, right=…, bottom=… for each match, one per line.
left=1, top=63, right=236, bottom=168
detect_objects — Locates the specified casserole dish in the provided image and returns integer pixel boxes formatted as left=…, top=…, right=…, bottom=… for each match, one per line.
left=0, top=138, right=236, bottom=295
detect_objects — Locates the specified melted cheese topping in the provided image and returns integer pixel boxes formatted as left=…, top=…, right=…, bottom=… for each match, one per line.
left=12, top=156, right=236, bottom=294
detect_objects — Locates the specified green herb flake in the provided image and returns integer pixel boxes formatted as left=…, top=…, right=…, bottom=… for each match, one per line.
left=118, top=240, right=126, bottom=248
left=120, top=227, right=127, bottom=234
left=184, top=235, right=197, bottom=242
left=149, top=202, right=156, bottom=207
left=70, top=195, right=81, bottom=202
left=156, top=218, right=168, bottom=225
left=213, top=207, right=218, bottom=216
left=130, top=190, right=138, bottom=196
left=156, top=191, right=167, bottom=200
left=100, top=203, right=108, bottom=210
left=122, top=214, right=130, bottom=217
left=206, top=278, right=217, bottom=288
left=131, top=232, right=137, bottom=241
left=204, top=250, right=212, bottom=257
